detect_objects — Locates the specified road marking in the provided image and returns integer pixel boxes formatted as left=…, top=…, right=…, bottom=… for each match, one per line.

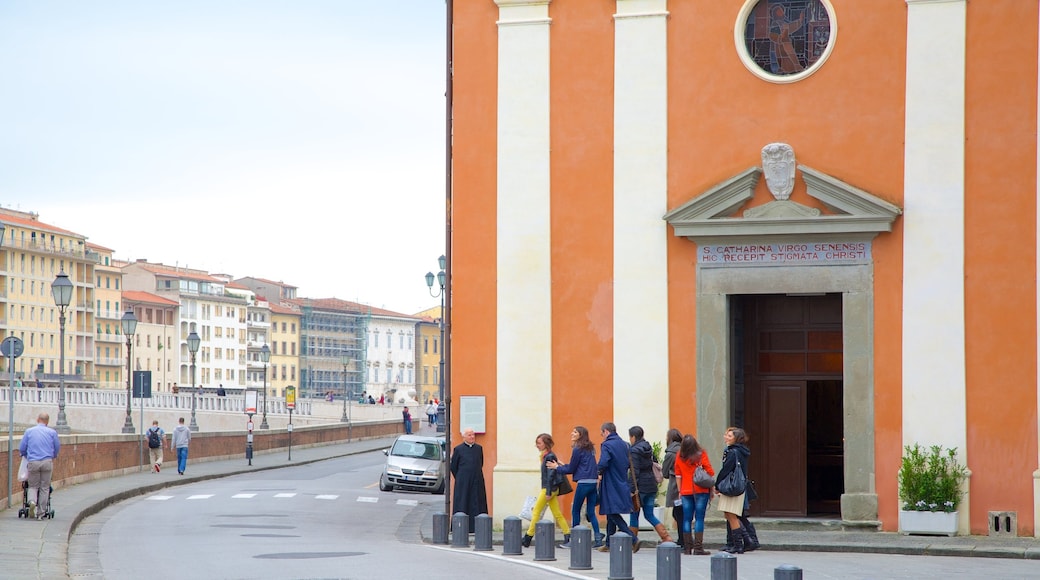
left=396, top=499, right=418, bottom=506
left=274, top=493, right=296, bottom=498
left=364, top=482, right=377, bottom=489
left=232, top=493, right=257, bottom=499
left=315, top=494, right=339, bottom=500
left=187, top=494, right=214, bottom=500
left=146, top=495, right=173, bottom=501
left=357, top=496, right=378, bottom=503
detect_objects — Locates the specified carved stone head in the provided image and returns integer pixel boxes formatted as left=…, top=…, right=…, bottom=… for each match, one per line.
left=761, top=143, right=796, bottom=201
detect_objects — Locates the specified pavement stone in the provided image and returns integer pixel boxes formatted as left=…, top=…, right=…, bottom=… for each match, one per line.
left=1, top=426, right=1037, bottom=579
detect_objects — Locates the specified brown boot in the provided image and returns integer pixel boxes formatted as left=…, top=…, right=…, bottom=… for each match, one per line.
left=693, top=531, right=711, bottom=555
left=653, top=523, right=674, bottom=544
left=629, top=526, right=642, bottom=552
left=682, top=532, right=693, bottom=555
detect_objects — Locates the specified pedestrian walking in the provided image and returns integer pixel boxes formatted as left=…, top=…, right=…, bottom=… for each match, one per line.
left=521, top=433, right=571, bottom=549
left=171, top=417, right=191, bottom=475
left=450, top=427, right=489, bottom=531
left=546, top=426, right=602, bottom=547
left=146, top=420, right=165, bottom=473
left=661, top=428, right=683, bottom=549
left=715, top=426, right=752, bottom=553
left=627, top=425, right=673, bottom=549
left=596, top=422, right=634, bottom=552
left=19, top=412, right=60, bottom=520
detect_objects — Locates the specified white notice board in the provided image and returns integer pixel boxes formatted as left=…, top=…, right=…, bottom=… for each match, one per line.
left=459, top=396, right=486, bottom=434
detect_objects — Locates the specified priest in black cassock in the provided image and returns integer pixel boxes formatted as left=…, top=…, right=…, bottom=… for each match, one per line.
left=450, top=427, right=489, bottom=530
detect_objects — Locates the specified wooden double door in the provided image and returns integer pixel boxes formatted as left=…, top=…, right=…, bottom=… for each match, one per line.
left=733, top=294, right=845, bottom=517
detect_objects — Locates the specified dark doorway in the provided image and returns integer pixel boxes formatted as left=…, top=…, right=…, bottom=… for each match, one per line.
left=731, top=294, right=844, bottom=517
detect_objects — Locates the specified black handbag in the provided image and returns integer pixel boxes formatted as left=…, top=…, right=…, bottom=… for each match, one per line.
left=717, top=455, right=747, bottom=497
left=556, top=472, right=573, bottom=496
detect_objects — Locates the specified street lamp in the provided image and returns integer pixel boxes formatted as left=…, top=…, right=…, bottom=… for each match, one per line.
left=51, top=269, right=73, bottom=434
left=120, top=308, right=137, bottom=433
left=187, top=326, right=200, bottom=432
left=425, top=254, right=447, bottom=434
left=259, top=344, right=270, bottom=430
left=340, top=355, right=350, bottom=423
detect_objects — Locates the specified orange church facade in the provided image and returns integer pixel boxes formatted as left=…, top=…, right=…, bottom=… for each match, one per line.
left=449, top=0, right=1039, bottom=537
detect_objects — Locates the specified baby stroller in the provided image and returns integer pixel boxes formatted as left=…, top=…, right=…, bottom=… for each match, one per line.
left=17, top=480, right=55, bottom=519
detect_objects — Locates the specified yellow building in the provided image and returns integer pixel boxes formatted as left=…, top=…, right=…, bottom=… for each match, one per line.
left=89, top=243, right=125, bottom=390
left=268, top=301, right=301, bottom=398
left=0, top=209, right=95, bottom=389
left=414, top=306, right=442, bottom=405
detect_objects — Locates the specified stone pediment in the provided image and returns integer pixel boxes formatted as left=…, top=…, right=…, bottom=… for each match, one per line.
left=664, top=163, right=902, bottom=243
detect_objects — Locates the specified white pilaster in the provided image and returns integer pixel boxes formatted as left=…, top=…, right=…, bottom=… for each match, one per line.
left=902, top=0, right=968, bottom=531
left=493, top=0, right=552, bottom=523
left=613, top=0, right=670, bottom=438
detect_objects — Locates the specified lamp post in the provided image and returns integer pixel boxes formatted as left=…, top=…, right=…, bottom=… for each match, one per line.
left=187, top=326, right=200, bottom=432
left=51, top=269, right=73, bottom=434
left=120, top=308, right=137, bottom=433
left=340, top=355, right=350, bottom=423
left=425, top=255, right=447, bottom=434
left=259, top=344, right=270, bottom=430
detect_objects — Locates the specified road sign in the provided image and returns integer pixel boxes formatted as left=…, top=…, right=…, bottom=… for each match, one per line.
left=0, top=337, right=23, bottom=358
left=244, top=389, right=258, bottom=415
left=132, top=371, right=152, bottom=398
left=285, top=385, right=296, bottom=410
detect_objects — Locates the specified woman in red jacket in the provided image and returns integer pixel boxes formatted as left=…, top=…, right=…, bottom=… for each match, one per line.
left=673, top=434, right=714, bottom=555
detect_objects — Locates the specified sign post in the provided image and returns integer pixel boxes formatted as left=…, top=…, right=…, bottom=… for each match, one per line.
left=3, top=336, right=24, bottom=508
left=285, top=386, right=295, bottom=461
left=244, top=389, right=258, bottom=466
left=133, top=371, right=152, bottom=471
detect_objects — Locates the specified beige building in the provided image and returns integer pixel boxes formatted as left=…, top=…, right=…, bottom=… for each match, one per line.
left=90, top=243, right=125, bottom=390
left=122, top=290, right=179, bottom=393
left=0, top=209, right=96, bottom=389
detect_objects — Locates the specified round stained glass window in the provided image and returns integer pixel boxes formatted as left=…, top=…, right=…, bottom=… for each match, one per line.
left=735, top=0, right=837, bottom=83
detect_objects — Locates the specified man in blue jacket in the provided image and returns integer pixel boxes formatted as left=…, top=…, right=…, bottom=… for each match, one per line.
left=19, top=412, right=60, bottom=519
left=596, top=422, right=634, bottom=552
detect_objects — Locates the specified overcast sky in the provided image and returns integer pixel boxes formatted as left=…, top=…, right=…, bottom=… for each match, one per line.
left=0, top=1, right=447, bottom=315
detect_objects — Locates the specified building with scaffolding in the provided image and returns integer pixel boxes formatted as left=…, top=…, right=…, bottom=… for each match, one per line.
left=292, top=298, right=370, bottom=400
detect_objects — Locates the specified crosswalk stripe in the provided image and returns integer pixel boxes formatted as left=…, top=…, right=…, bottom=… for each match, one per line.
left=396, top=499, right=418, bottom=506
left=146, top=495, right=173, bottom=501
left=274, top=493, right=296, bottom=498
left=315, top=494, right=339, bottom=500
left=187, top=494, right=214, bottom=500
left=232, top=493, right=256, bottom=499
left=357, top=496, right=378, bottom=503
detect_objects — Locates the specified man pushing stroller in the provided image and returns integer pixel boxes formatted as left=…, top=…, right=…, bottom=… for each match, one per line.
left=19, top=412, right=60, bottom=520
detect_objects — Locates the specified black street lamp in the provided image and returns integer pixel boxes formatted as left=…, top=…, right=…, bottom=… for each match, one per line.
left=259, top=344, right=270, bottom=430
left=425, top=255, right=447, bottom=434
left=187, top=326, right=200, bottom=432
left=120, top=308, right=137, bottom=433
left=51, top=269, right=73, bottom=434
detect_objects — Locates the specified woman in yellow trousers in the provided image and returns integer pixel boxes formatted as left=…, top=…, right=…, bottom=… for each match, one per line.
left=522, top=433, right=572, bottom=549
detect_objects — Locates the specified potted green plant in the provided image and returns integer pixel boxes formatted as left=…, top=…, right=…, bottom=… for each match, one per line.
left=897, top=443, right=968, bottom=536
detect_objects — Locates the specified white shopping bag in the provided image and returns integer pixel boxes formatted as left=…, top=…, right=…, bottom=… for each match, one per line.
left=17, top=457, right=28, bottom=482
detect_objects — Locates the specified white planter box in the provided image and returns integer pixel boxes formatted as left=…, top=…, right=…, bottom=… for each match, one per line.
left=899, top=510, right=958, bottom=536
left=626, top=506, right=665, bottom=531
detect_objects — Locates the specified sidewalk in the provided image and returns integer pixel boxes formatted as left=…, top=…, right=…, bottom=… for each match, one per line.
left=0, top=435, right=399, bottom=580
left=2, top=423, right=1038, bottom=579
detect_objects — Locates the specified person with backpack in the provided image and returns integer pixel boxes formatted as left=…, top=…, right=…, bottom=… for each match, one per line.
left=146, top=420, right=165, bottom=473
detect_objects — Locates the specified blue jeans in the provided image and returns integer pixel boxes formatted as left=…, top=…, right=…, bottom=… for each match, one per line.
left=571, top=482, right=601, bottom=537
left=177, top=447, right=188, bottom=473
left=681, top=493, right=710, bottom=533
left=605, top=513, right=630, bottom=545
left=628, top=492, right=661, bottom=528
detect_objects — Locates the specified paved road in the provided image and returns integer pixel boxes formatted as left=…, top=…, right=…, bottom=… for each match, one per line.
left=70, top=452, right=556, bottom=580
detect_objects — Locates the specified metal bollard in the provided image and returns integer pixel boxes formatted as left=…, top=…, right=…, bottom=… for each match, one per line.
left=710, top=551, right=737, bottom=580
left=474, top=514, right=493, bottom=551
left=534, top=520, right=556, bottom=561
left=502, top=516, right=523, bottom=555
left=569, top=525, right=593, bottom=571
left=656, top=541, right=681, bottom=580
left=607, top=532, right=634, bottom=580
left=451, top=512, right=470, bottom=547
left=774, top=564, right=803, bottom=580
left=432, top=512, right=449, bottom=545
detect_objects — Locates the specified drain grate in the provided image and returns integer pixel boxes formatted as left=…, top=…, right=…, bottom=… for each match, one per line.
left=987, top=511, right=1017, bottom=537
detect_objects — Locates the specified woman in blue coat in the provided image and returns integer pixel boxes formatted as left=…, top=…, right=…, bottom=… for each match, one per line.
left=547, top=426, right=602, bottom=547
